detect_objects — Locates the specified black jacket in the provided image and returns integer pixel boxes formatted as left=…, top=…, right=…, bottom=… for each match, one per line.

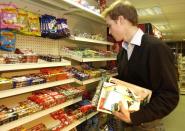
left=117, top=34, right=179, bottom=125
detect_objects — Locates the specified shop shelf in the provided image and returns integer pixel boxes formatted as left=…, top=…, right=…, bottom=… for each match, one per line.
left=0, top=97, right=82, bottom=130
left=65, top=55, right=116, bottom=62
left=61, top=111, right=98, bottom=131
left=0, top=78, right=75, bottom=99
left=0, top=59, right=71, bottom=71
left=69, top=36, right=113, bottom=46
left=75, top=73, right=118, bottom=85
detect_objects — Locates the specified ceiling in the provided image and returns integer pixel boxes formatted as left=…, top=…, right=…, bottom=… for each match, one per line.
left=107, top=0, right=185, bottom=41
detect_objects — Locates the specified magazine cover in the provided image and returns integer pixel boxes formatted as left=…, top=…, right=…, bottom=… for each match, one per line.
left=96, top=77, right=152, bottom=114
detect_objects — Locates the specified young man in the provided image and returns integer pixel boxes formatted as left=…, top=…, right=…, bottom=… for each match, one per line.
left=102, top=0, right=179, bottom=130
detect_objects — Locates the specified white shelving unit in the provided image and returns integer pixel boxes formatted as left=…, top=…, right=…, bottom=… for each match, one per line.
left=0, top=0, right=113, bottom=130
left=0, top=59, right=71, bottom=71
left=69, top=36, right=113, bottom=46
left=64, top=55, right=116, bottom=62
left=61, top=111, right=98, bottom=131
left=0, top=97, right=82, bottom=131
left=75, top=73, right=118, bottom=85
left=0, top=78, right=75, bottom=99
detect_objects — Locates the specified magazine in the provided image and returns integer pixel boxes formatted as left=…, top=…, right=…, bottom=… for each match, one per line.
left=95, top=77, right=152, bottom=114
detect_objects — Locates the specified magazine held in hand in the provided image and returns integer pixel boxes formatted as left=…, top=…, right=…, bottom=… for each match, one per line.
left=92, top=77, right=152, bottom=114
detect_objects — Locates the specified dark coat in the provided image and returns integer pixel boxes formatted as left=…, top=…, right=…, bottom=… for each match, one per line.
left=117, top=34, right=179, bottom=125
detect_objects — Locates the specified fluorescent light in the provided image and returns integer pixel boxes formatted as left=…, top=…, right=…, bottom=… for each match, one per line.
left=152, top=6, right=162, bottom=15
left=137, top=6, right=162, bottom=16
left=137, top=9, right=147, bottom=16
left=145, top=8, right=155, bottom=15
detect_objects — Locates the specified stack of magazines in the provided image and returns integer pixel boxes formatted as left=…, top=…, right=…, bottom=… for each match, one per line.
left=92, top=77, right=152, bottom=114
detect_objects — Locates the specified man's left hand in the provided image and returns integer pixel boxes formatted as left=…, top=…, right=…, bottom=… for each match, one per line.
left=112, top=101, right=132, bottom=124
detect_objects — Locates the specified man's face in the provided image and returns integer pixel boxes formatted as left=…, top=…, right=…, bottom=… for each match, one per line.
left=105, top=16, right=124, bottom=42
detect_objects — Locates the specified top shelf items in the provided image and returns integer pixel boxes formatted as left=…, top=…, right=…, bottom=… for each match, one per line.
left=69, top=36, right=113, bottom=46
left=63, top=0, right=102, bottom=17
left=31, top=0, right=105, bottom=24
left=0, top=59, right=71, bottom=72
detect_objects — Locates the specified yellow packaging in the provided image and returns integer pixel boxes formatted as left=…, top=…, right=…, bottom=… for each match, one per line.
left=0, top=78, right=12, bottom=91
left=17, top=9, right=29, bottom=35
left=28, top=12, right=41, bottom=36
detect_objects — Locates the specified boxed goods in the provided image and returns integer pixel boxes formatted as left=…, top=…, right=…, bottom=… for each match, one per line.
left=0, top=105, right=18, bottom=125
left=0, top=78, right=12, bottom=90
left=27, top=123, right=47, bottom=131
left=12, top=76, right=32, bottom=88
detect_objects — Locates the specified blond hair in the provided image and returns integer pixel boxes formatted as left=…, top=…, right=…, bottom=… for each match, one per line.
left=102, top=0, right=138, bottom=25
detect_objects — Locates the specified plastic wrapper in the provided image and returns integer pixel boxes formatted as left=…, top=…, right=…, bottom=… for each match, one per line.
left=0, top=30, right=16, bottom=51
left=0, top=78, right=12, bottom=91
left=17, top=9, right=29, bottom=34
left=28, top=12, right=41, bottom=36
left=0, top=3, right=19, bottom=30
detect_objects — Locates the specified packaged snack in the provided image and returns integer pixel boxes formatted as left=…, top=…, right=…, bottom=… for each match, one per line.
left=0, top=78, right=12, bottom=91
left=9, top=126, right=26, bottom=131
left=0, top=30, right=16, bottom=51
left=17, top=9, right=29, bottom=34
left=27, top=12, right=41, bottom=36
left=12, top=76, right=32, bottom=88
left=40, top=15, right=49, bottom=37
left=57, top=18, right=70, bottom=38
left=26, top=123, right=47, bottom=131
left=0, top=3, right=19, bottom=30
left=41, top=14, right=60, bottom=39
left=15, top=48, right=38, bottom=63
left=47, top=15, right=58, bottom=39
left=3, top=54, right=21, bottom=64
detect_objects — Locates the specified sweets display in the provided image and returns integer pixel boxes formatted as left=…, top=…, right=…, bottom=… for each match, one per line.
left=15, top=48, right=38, bottom=63
left=40, top=15, right=70, bottom=39
left=0, top=48, right=38, bottom=64
left=72, top=32, right=105, bottom=41
left=51, top=100, right=95, bottom=131
left=67, top=64, right=117, bottom=81
left=0, top=67, right=70, bottom=90
left=0, top=2, right=71, bottom=41
left=62, top=47, right=116, bottom=58
left=0, top=84, right=84, bottom=126
left=39, top=55, right=62, bottom=62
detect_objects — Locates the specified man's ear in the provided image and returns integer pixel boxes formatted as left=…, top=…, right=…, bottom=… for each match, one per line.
left=117, top=16, right=125, bottom=25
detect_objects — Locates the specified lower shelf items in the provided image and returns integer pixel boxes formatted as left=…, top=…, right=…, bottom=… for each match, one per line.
left=0, top=96, right=82, bottom=130
left=61, top=111, right=99, bottom=131
left=0, top=78, right=75, bottom=99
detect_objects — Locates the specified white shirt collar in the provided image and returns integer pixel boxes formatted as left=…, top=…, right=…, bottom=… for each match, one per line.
left=122, top=28, right=144, bottom=48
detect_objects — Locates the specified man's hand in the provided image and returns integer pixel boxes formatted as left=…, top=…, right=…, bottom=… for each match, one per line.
left=112, top=101, right=132, bottom=124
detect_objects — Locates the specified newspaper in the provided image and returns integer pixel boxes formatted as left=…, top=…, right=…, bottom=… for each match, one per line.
left=94, top=77, right=152, bottom=114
